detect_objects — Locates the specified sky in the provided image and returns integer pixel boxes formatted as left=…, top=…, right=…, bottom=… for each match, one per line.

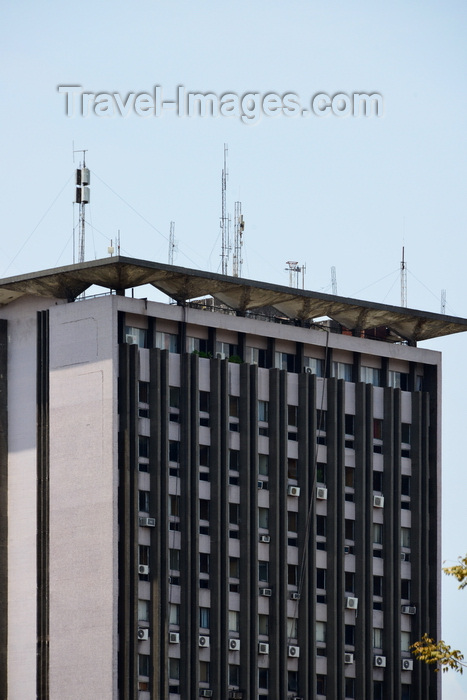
left=2, top=0, right=467, bottom=694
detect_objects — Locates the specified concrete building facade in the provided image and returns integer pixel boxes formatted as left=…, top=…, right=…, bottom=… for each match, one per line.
left=1, top=257, right=465, bottom=700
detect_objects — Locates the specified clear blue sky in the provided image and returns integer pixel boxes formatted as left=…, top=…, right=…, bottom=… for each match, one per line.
left=2, top=1, right=467, bottom=693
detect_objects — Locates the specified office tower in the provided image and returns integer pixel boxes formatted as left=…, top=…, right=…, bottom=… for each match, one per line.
left=2, top=257, right=465, bottom=699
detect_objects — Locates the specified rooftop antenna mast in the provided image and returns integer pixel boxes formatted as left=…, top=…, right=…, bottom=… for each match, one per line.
left=220, top=144, right=230, bottom=275
left=74, top=148, right=90, bottom=264
left=400, top=246, right=407, bottom=307
left=331, top=266, right=337, bottom=295
left=168, top=221, right=177, bottom=265
left=286, top=261, right=306, bottom=289
left=441, top=289, right=446, bottom=314
left=233, top=202, right=244, bottom=277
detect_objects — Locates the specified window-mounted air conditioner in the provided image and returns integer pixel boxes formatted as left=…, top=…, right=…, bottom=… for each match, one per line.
left=290, top=592, right=301, bottom=601
left=304, top=366, right=313, bottom=374
left=229, top=638, right=241, bottom=651
left=139, top=517, right=156, bottom=527
left=288, top=485, right=300, bottom=497
left=401, top=605, right=416, bottom=615
left=126, top=334, right=138, bottom=345
left=138, top=564, right=149, bottom=575
left=316, top=487, right=328, bottom=500
left=258, top=480, right=264, bottom=489
left=259, top=535, right=270, bottom=543
left=346, top=596, right=358, bottom=610
left=373, top=495, right=384, bottom=508
left=344, top=545, right=351, bottom=555
left=199, top=635, right=210, bottom=647
left=216, top=352, right=226, bottom=360
left=401, top=552, right=409, bottom=561
left=137, top=628, right=149, bottom=640
left=374, top=655, right=386, bottom=667
left=258, top=642, right=269, bottom=654
left=169, top=632, right=180, bottom=644
left=402, top=658, right=413, bottom=671
left=259, top=587, right=272, bottom=597
left=199, top=691, right=213, bottom=698
left=344, top=653, right=354, bottom=664
left=229, top=693, right=243, bottom=700
left=288, top=645, right=300, bottom=657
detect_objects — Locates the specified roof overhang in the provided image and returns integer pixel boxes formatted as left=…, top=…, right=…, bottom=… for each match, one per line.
left=1, top=256, right=466, bottom=343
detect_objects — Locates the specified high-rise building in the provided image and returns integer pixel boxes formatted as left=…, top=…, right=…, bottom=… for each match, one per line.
left=1, top=256, right=465, bottom=700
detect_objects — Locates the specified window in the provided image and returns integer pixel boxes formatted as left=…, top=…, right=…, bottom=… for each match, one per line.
left=138, top=599, right=149, bottom=622
left=401, top=684, right=411, bottom=700
left=188, top=336, right=209, bottom=355
left=200, top=553, right=210, bottom=574
left=275, top=351, right=297, bottom=372
left=139, top=381, right=149, bottom=404
left=345, top=414, right=355, bottom=435
left=373, top=576, right=383, bottom=597
left=401, top=578, right=411, bottom=600
left=345, top=519, right=355, bottom=541
left=288, top=458, right=298, bottom=479
left=345, top=467, right=355, bottom=488
left=373, top=418, right=383, bottom=441
left=401, top=423, right=411, bottom=444
left=169, top=658, right=179, bottom=680
left=155, top=331, right=178, bottom=353
left=288, top=564, right=298, bottom=586
left=258, top=614, right=269, bottom=635
left=169, top=549, right=180, bottom=571
left=139, top=436, right=149, bottom=458
left=199, top=661, right=210, bottom=683
left=317, top=674, right=327, bottom=695
left=199, top=498, right=210, bottom=521
left=332, top=361, right=352, bottom=381
left=316, top=410, right=327, bottom=432
left=345, top=677, right=355, bottom=698
left=245, top=346, right=267, bottom=367
left=345, top=572, right=355, bottom=593
left=316, top=620, right=326, bottom=643
left=373, top=523, right=383, bottom=545
left=389, top=370, right=409, bottom=390
left=373, top=627, right=383, bottom=649
left=169, top=386, right=180, bottom=408
left=287, top=617, right=298, bottom=638
left=361, top=366, right=381, bottom=386
left=199, top=445, right=210, bottom=467
left=288, top=671, right=298, bottom=692
left=317, top=568, right=326, bottom=590
left=229, top=503, right=239, bottom=525
left=125, top=326, right=147, bottom=348
left=374, top=681, right=383, bottom=700
left=216, top=341, right=238, bottom=359
left=229, top=557, right=239, bottom=579
left=258, top=668, right=269, bottom=690
left=373, top=471, right=383, bottom=492
left=139, top=653, right=150, bottom=677
left=401, top=631, right=411, bottom=652
left=317, top=515, right=327, bottom=538
left=229, top=610, right=240, bottom=632
left=401, top=527, right=411, bottom=549
left=288, top=405, right=298, bottom=426
left=288, top=511, right=298, bottom=533
left=199, top=390, right=210, bottom=413
left=229, top=665, right=239, bottom=686
left=139, top=545, right=150, bottom=566
left=401, top=475, right=411, bottom=496
left=258, top=561, right=269, bottom=582
left=169, top=603, right=179, bottom=625
left=199, top=607, right=210, bottom=629
left=345, top=624, right=355, bottom=646
left=258, top=507, right=269, bottom=529
left=316, top=462, right=326, bottom=484
left=258, top=400, right=269, bottom=422
left=169, top=440, right=179, bottom=463
left=258, top=454, right=269, bottom=476
left=303, top=357, right=324, bottom=376
left=139, top=490, right=150, bottom=513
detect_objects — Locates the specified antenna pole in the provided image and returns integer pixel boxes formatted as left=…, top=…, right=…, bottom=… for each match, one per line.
left=233, top=202, right=244, bottom=277
left=401, top=246, right=407, bottom=307
left=441, top=289, right=446, bottom=314
left=331, top=266, right=337, bottom=295
left=220, top=144, right=229, bottom=275
left=285, top=261, right=305, bottom=289
left=74, top=149, right=89, bottom=264
left=169, top=221, right=176, bottom=265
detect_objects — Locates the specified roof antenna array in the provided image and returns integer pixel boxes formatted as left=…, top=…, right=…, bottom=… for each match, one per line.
left=220, top=144, right=230, bottom=275
left=73, top=146, right=90, bottom=264
left=285, top=261, right=306, bottom=289
left=232, top=202, right=244, bottom=278
left=400, top=246, right=407, bottom=307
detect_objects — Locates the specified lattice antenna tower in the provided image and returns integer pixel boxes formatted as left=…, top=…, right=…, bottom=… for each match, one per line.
left=220, top=144, right=230, bottom=275
left=441, top=289, right=446, bottom=314
left=74, top=149, right=90, bottom=264
left=168, top=221, right=177, bottom=265
left=285, top=261, right=306, bottom=289
left=331, top=266, right=337, bottom=295
left=400, top=246, right=407, bottom=307
left=233, top=202, right=244, bottom=277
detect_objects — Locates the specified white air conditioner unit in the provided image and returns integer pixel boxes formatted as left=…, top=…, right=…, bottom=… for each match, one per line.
left=259, top=535, right=270, bottom=543
left=374, top=655, right=386, bottom=667
left=139, top=517, right=156, bottom=527
left=199, top=635, right=210, bottom=648
left=288, top=485, right=300, bottom=497
left=258, top=480, right=264, bottom=489
left=401, top=605, right=416, bottom=615
left=229, top=693, right=243, bottom=700
left=304, top=366, right=313, bottom=374
left=258, top=642, right=269, bottom=654
left=344, top=652, right=354, bottom=664
left=216, top=352, right=226, bottom=360
left=346, top=596, right=358, bottom=610
left=288, top=645, right=300, bottom=657
left=260, top=587, right=272, bottom=597
left=401, top=552, right=409, bottom=561
left=373, top=495, right=384, bottom=508
left=402, top=658, right=414, bottom=671
left=229, top=638, right=241, bottom=651
left=290, top=592, right=301, bottom=601
left=138, top=564, right=149, bottom=575
left=126, top=334, right=138, bottom=345
left=169, top=632, right=180, bottom=644
left=200, top=691, right=213, bottom=698
left=316, top=487, right=328, bottom=500
left=137, top=628, right=149, bottom=640
left=344, top=545, right=351, bottom=555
